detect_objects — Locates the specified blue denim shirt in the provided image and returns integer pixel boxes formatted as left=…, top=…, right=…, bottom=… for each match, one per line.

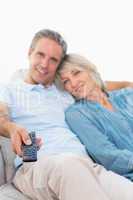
left=65, top=88, right=133, bottom=180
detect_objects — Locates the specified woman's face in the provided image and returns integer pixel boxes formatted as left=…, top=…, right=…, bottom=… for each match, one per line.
left=60, top=68, right=97, bottom=99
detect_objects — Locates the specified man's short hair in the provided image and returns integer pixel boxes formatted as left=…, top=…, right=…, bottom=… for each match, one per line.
left=30, top=29, right=67, bottom=59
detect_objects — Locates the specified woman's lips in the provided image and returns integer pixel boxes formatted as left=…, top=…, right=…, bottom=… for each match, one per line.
left=74, top=84, right=85, bottom=94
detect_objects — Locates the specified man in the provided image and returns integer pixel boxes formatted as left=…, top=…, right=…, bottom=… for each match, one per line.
left=0, top=29, right=133, bottom=200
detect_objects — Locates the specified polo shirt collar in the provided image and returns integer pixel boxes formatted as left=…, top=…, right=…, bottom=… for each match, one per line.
left=15, top=79, right=56, bottom=91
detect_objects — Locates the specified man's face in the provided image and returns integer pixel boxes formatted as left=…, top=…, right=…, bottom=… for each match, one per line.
left=27, top=38, right=63, bottom=85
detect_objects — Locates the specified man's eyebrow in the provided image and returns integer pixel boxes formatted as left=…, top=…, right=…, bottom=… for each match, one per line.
left=51, top=56, right=60, bottom=62
left=38, top=51, right=45, bottom=56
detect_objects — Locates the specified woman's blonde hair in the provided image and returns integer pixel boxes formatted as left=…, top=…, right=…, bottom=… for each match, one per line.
left=56, top=53, right=107, bottom=93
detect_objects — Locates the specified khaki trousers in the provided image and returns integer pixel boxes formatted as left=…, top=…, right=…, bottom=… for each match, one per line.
left=13, top=154, right=133, bottom=200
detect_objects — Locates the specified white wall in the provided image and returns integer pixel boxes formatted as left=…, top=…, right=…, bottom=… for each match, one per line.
left=0, top=0, right=133, bottom=83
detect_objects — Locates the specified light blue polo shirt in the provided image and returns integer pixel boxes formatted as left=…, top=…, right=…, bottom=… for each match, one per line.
left=0, top=80, right=87, bottom=166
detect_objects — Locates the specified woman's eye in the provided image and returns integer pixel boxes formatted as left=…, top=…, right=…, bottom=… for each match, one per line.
left=63, top=80, right=69, bottom=85
left=73, top=71, right=80, bottom=76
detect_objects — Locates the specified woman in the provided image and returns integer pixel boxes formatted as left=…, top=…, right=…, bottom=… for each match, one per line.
left=57, top=54, right=133, bottom=181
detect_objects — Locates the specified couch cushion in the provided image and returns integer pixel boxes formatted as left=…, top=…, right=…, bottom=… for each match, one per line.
left=0, top=184, right=31, bottom=200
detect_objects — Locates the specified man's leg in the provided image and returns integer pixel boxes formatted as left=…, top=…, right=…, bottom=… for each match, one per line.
left=13, top=154, right=110, bottom=200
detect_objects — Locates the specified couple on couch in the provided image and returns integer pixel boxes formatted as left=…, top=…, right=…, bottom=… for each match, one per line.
left=0, top=28, right=133, bottom=200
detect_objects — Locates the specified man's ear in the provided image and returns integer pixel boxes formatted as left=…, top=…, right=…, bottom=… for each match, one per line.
left=28, top=48, right=33, bottom=57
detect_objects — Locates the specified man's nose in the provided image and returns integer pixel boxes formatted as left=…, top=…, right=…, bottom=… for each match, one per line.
left=41, top=58, right=49, bottom=68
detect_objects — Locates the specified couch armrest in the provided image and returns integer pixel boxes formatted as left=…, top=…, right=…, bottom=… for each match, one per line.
left=0, top=145, right=5, bottom=186
left=0, top=137, right=16, bottom=184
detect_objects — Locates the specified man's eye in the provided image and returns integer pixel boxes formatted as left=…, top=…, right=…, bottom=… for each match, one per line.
left=38, top=52, right=44, bottom=57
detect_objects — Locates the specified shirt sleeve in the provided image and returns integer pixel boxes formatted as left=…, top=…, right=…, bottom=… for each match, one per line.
left=65, top=107, right=133, bottom=176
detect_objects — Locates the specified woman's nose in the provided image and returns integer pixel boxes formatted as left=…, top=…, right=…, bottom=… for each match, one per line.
left=71, top=79, right=78, bottom=88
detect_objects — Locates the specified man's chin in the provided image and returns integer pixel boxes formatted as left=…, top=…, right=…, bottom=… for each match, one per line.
left=38, top=78, right=53, bottom=86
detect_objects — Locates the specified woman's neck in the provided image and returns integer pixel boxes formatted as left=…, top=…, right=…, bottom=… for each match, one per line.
left=86, top=87, right=114, bottom=111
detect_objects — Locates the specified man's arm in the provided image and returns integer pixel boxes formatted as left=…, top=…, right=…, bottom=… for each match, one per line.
left=0, top=102, right=31, bottom=156
left=105, top=81, right=133, bottom=91
left=0, top=102, right=11, bottom=137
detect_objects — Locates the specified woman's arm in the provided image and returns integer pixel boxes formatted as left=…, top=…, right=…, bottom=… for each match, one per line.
left=66, top=108, right=133, bottom=176
left=105, top=81, right=133, bottom=91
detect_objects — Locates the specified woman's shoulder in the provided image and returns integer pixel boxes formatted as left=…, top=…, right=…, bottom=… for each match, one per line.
left=65, top=99, right=96, bottom=119
left=66, top=99, right=85, bottom=111
left=65, top=100, right=90, bottom=123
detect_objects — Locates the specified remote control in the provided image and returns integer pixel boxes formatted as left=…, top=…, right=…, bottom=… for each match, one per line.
left=22, top=132, right=37, bottom=162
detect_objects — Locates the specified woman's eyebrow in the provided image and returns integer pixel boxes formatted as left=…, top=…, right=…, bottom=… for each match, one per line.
left=61, top=76, right=68, bottom=80
left=71, top=69, right=77, bottom=73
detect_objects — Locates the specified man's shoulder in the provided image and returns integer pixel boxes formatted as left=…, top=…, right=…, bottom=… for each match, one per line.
left=1, top=80, right=22, bottom=90
left=0, top=80, right=26, bottom=99
left=109, top=87, right=133, bottom=98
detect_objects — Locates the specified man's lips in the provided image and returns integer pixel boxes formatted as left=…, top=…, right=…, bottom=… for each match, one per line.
left=37, top=66, right=48, bottom=75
